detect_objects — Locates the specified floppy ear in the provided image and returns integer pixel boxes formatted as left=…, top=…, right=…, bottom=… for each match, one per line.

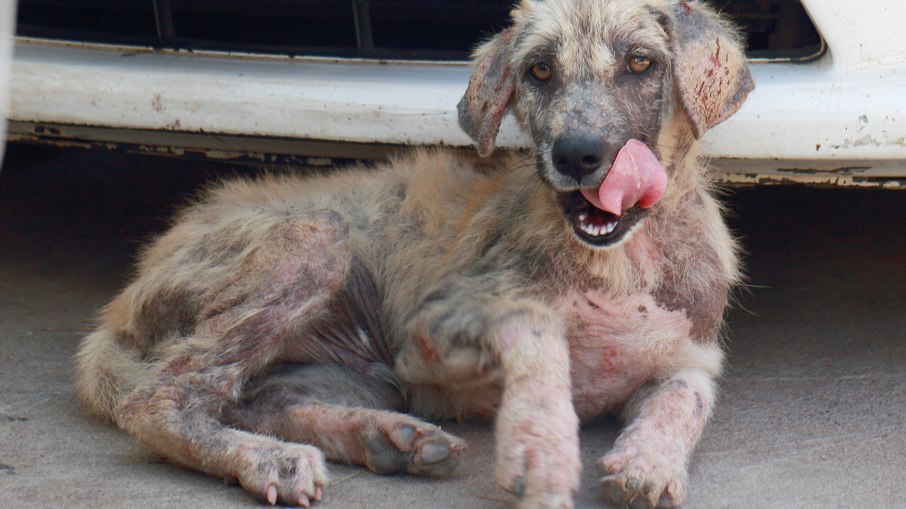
left=457, top=28, right=516, bottom=157
left=666, top=1, right=755, bottom=139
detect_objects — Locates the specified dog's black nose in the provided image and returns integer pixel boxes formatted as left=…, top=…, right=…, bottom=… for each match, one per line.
left=552, top=136, right=606, bottom=182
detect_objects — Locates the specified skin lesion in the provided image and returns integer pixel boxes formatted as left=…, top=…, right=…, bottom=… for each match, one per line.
left=649, top=200, right=733, bottom=344
left=653, top=259, right=729, bottom=343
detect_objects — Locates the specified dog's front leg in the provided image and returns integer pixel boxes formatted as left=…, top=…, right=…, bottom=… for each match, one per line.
left=600, top=367, right=718, bottom=509
left=492, top=304, right=581, bottom=509
left=400, top=296, right=580, bottom=509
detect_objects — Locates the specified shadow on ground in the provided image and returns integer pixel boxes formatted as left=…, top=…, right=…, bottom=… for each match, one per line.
left=1, top=145, right=903, bottom=508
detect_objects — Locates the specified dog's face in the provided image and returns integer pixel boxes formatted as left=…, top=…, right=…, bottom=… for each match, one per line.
left=511, top=1, right=671, bottom=189
left=512, top=1, right=673, bottom=248
left=458, top=0, right=754, bottom=248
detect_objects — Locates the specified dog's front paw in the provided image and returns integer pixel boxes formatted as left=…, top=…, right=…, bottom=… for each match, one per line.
left=234, top=442, right=328, bottom=507
left=495, top=390, right=581, bottom=508
left=599, top=443, right=687, bottom=509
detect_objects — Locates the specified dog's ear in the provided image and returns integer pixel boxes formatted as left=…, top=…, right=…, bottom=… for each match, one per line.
left=457, top=28, right=516, bottom=157
left=665, top=1, right=755, bottom=139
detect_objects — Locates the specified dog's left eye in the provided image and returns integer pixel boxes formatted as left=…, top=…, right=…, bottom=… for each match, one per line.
left=530, top=62, right=553, bottom=82
left=627, top=55, right=653, bottom=74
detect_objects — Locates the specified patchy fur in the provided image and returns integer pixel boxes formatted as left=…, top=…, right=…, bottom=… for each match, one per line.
left=76, top=1, right=753, bottom=508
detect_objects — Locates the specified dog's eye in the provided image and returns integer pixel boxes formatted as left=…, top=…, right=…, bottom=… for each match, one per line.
left=627, top=55, right=653, bottom=74
left=530, top=62, right=553, bottom=82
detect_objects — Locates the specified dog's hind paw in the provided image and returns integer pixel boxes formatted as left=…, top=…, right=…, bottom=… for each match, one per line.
left=358, top=415, right=466, bottom=478
left=234, top=442, right=328, bottom=507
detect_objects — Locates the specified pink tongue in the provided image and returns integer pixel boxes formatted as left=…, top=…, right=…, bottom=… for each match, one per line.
left=579, top=140, right=667, bottom=216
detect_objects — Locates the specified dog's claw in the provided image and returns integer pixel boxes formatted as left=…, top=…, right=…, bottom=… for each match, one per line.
left=511, top=475, right=526, bottom=498
left=602, top=475, right=630, bottom=506
left=265, top=484, right=278, bottom=505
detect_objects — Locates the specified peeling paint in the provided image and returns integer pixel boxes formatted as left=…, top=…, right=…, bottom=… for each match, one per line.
left=205, top=150, right=260, bottom=161
left=305, top=157, right=335, bottom=166
left=831, top=134, right=906, bottom=150
left=715, top=172, right=905, bottom=189
left=775, top=166, right=871, bottom=176
left=8, top=123, right=379, bottom=169
left=12, top=136, right=94, bottom=151
left=151, top=94, right=164, bottom=113
left=9, top=121, right=906, bottom=189
left=137, top=144, right=185, bottom=157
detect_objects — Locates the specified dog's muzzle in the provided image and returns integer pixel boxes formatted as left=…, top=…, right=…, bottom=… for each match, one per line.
left=558, top=140, right=667, bottom=248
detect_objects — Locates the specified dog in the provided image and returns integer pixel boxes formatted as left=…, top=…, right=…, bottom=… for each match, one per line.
left=75, top=1, right=753, bottom=507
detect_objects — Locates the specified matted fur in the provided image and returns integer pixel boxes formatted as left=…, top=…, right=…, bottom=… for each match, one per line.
left=76, top=1, right=753, bottom=508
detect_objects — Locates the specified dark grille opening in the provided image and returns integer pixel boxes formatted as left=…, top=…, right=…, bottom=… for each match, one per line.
left=17, top=0, right=157, bottom=46
left=170, top=0, right=358, bottom=57
left=722, top=1, right=822, bottom=59
left=369, top=1, right=511, bottom=59
left=16, top=0, right=823, bottom=61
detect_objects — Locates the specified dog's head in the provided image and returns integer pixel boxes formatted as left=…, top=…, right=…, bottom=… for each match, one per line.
left=458, top=0, right=754, bottom=248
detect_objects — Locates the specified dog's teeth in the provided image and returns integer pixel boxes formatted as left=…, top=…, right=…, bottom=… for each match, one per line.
left=578, top=217, right=619, bottom=238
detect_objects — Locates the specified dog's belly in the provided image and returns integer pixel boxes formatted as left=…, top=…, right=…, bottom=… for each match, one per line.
left=559, top=288, right=694, bottom=422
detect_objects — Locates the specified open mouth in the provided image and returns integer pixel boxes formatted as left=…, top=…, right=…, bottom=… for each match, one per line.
left=560, top=191, right=646, bottom=247
left=553, top=139, right=666, bottom=247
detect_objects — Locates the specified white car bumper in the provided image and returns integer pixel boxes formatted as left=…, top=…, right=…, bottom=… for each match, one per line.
left=8, top=0, right=906, bottom=187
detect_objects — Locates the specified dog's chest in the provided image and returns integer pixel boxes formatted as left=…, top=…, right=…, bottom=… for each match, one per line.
left=557, top=287, right=693, bottom=421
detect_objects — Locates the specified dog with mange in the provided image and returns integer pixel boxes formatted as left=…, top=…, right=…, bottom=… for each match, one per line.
left=75, top=1, right=754, bottom=507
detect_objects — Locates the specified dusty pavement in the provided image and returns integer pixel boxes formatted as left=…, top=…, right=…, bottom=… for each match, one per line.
left=0, top=144, right=904, bottom=509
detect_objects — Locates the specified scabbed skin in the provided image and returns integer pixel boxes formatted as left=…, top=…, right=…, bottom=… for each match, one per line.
left=580, top=140, right=668, bottom=216
left=74, top=1, right=755, bottom=507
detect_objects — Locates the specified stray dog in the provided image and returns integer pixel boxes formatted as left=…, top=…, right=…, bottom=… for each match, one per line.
left=76, top=1, right=753, bottom=507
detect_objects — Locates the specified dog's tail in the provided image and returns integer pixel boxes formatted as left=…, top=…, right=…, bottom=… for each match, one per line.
left=75, top=303, right=151, bottom=421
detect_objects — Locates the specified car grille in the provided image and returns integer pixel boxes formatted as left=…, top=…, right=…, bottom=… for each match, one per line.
left=16, top=0, right=822, bottom=61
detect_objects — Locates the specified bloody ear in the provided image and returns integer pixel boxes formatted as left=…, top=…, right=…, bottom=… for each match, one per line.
left=457, top=28, right=516, bottom=157
left=666, top=1, right=755, bottom=139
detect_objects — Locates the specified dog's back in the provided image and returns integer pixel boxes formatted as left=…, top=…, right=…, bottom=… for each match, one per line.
left=76, top=149, right=541, bottom=419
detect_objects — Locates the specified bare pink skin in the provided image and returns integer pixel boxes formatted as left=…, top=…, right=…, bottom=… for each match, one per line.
left=562, top=285, right=708, bottom=509
left=492, top=317, right=580, bottom=508
left=554, top=233, right=716, bottom=509
left=579, top=140, right=668, bottom=216
left=398, top=228, right=722, bottom=509
left=76, top=0, right=754, bottom=506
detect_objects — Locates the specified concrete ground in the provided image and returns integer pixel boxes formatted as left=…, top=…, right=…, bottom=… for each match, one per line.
left=0, top=144, right=904, bottom=509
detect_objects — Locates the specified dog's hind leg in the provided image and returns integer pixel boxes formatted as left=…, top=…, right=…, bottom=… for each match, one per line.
left=224, top=364, right=465, bottom=478
left=111, top=214, right=351, bottom=507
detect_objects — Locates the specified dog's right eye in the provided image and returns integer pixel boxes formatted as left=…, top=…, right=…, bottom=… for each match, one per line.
left=627, top=55, right=653, bottom=74
left=530, top=62, right=553, bottom=82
